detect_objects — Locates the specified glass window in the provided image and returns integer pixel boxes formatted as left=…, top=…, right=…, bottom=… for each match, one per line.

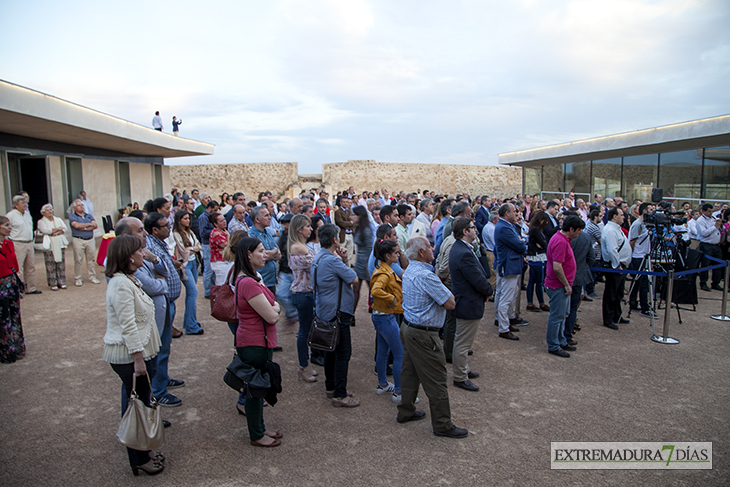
left=153, top=164, right=163, bottom=198
left=65, top=157, right=83, bottom=209
left=591, top=157, right=621, bottom=198
left=541, top=164, right=564, bottom=200
left=523, top=167, right=541, bottom=197
left=703, top=146, right=730, bottom=201
left=564, top=161, right=591, bottom=201
left=622, top=154, right=657, bottom=203
left=117, top=161, right=131, bottom=208
left=658, top=149, right=702, bottom=206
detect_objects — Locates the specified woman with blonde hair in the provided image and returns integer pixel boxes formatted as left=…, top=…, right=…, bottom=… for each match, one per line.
left=37, top=203, right=68, bottom=290
left=288, top=215, right=319, bottom=382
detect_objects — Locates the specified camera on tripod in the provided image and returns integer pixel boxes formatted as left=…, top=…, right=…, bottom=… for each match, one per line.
left=644, top=189, right=687, bottom=228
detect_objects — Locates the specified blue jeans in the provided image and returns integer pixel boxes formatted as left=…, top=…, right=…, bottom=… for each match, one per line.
left=526, top=264, right=545, bottom=305
left=202, top=244, right=214, bottom=297
left=276, top=272, right=298, bottom=321
left=152, top=300, right=176, bottom=397
left=182, top=260, right=203, bottom=334
left=372, top=313, right=403, bottom=393
left=291, top=292, right=314, bottom=367
left=227, top=321, right=245, bottom=406
left=324, top=313, right=353, bottom=398
left=564, top=285, right=582, bottom=341
left=545, top=287, right=569, bottom=351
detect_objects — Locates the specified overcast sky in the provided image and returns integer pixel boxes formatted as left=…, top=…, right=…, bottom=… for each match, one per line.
left=2, top=0, right=729, bottom=173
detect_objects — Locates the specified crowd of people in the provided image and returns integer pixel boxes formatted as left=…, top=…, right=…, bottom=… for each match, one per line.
left=2, top=183, right=729, bottom=475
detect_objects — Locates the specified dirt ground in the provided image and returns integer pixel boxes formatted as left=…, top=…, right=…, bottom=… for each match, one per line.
left=0, top=248, right=728, bottom=486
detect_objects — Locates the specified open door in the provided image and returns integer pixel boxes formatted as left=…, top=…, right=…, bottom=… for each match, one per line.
left=7, top=154, right=49, bottom=225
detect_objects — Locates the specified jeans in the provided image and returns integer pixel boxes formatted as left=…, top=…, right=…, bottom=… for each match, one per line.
left=227, top=321, right=245, bottom=406
left=292, top=291, right=315, bottom=367
left=276, top=272, right=298, bottom=322
left=372, top=313, right=403, bottom=393
left=152, top=300, right=176, bottom=398
left=182, top=260, right=203, bottom=334
left=629, top=257, right=650, bottom=311
left=526, top=264, right=545, bottom=305
left=202, top=244, right=214, bottom=297
left=111, top=359, right=157, bottom=468
left=235, top=346, right=272, bottom=441
left=564, top=285, right=582, bottom=341
left=545, top=287, right=570, bottom=351
left=324, top=313, right=353, bottom=398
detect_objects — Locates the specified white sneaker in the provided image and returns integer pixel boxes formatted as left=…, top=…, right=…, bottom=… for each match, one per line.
left=89, top=277, right=100, bottom=284
left=376, top=382, right=395, bottom=395
left=392, top=393, right=420, bottom=404
left=75, top=279, right=83, bottom=287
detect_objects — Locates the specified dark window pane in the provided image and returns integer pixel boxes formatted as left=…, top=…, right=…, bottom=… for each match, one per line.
left=658, top=149, right=702, bottom=206
left=703, top=146, right=730, bottom=201
left=564, top=161, right=591, bottom=200
left=622, top=154, right=657, bottom=203
left=592, top=158, right=621, bottom=198
left=523, top=167, right=541, bottom=197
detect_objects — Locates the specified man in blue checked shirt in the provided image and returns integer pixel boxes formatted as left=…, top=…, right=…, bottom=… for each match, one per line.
left=396, top=236, right=468, bottom=439
left=144, top=212, right=185, bottom=407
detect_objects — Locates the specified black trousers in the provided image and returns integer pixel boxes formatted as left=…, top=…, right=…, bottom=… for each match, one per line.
left=602, top=271, right=626, bottom=325
left=699, top=242, right=723, bottom=286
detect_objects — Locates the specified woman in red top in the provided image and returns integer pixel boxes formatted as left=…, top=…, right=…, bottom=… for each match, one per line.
left=209, top=213, right=230, bottom=286
left=234, top=237, right=282, bottom=447
left=0, top=216, right=25, bottom=363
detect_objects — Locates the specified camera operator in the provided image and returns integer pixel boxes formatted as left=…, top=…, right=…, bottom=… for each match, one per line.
left=696, top=203, right=723, bottom=291
left=628, top=203, right=656, bottom=318
left=601, top=207, right=632, bottom=330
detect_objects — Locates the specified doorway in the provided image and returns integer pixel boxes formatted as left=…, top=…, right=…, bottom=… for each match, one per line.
left=7, top=154, right=49, bottom=225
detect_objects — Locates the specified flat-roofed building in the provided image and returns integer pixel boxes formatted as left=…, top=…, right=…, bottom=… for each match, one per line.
left=0, top=79, right=214, bottom=230
left=499, top=115, right=730, bottom=206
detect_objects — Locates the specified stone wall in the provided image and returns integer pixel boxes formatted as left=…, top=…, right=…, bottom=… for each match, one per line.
left=322, top=160, right=522, bottom=199
left=170, top=162, right=299, bottom=202
left=169, top=160, right=522, bottom=200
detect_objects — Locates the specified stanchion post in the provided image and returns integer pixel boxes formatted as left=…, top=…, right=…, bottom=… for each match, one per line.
left=652, top=269, right=680, bottom=344
left=711, top=260, right=730, bottom=322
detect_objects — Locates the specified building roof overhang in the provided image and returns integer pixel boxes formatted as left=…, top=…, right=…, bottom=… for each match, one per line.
left=0, top=80, right=214, bottom=159
left=498, top=115, right=730, bottom=168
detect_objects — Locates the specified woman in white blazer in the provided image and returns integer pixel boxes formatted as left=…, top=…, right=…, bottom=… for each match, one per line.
left=103, top=235, right=164, bottom=476
left=36, top=204, right=68, bottom=290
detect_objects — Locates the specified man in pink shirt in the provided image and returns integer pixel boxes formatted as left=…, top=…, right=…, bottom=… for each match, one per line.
left=544, top=215, right=585, bottom=357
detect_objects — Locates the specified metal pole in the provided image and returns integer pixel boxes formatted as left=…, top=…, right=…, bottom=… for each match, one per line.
left=652, top=269, right=680, bottom=344
left=711, top=261, right=730, bottom=322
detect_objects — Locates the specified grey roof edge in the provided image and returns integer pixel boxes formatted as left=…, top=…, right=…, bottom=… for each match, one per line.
left=0, top=79, right=214, bottom=157
left=498, top=114, right=730, bottom=167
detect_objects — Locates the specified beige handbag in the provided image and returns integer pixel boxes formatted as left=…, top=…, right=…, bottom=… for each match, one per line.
left=115, top=374, right=165, bottom=450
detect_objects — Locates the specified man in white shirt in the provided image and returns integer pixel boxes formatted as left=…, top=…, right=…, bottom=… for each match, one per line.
left=79, top=190, right=94, bottom=217
left=601, top=207, right=632, bottom=329
left=695, top=203, right=723, bottom=291
left=6, top=195, right=40, bottom=293
left=152, top=111, right=163, bottom=131
left=628, top=203, right=655, bottom=317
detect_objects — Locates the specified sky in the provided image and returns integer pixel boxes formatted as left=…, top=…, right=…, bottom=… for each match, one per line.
left=1, top=0, right=729, bottom=174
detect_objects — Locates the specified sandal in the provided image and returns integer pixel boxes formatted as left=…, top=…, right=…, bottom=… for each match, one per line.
left=332, top=396, right=360, bottom=408
left=265, top=430, right=283, bottom=439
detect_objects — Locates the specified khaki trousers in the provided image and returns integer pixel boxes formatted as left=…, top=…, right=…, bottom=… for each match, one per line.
left=344, top=233, right=355, bottom=267
left=12, top=240, right=36, bottom=292
left=72, top=237, right=97, bottom=281
left=396, top=324, right=454, bottom=433
left=452, top=318, right=481, bottom=382
left=485, top=250, right=497, bottom=289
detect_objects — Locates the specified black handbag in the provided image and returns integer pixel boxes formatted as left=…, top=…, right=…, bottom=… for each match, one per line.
left=307, top=262, right=342, bottom=352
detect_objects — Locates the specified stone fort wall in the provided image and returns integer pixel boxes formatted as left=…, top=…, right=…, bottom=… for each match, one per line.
left=170, top=160, right=522, bottom=200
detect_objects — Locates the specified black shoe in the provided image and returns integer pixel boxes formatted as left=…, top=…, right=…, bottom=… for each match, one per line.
left=711, top=284, right=724, bottom=291
left=273, top=346, right=283, bottom=352
left=561, top=344, right=577, bottom=351
left=187, top=329, right=204, bottom=335
left=510, top=317, right=529, bottom=326
left=521, top=284, right=527, bottom=291
left=397, top=410, right=427, bottom=423
left=453, top=379, right=479, bottom=391
left=582, top=295, right=593, bottom=302
left=163, top=420, right=172, bottom=428
left=311, top=355, right=325, bottom=366
left=434, top=426, right=469, bottom=438
left=167, top=379, right=185, bottom=389
left=499, top=332, right=520, bottom=340
left=618, top=317, right=630, bottom=324
left=467, top=371, right=480, bottom=379
left=467, top=349, right=473, bottom=356
left=700, top=283, right=711, bottom=292
left=25, top=290, right=42, bottom=294
left=386, top=366, right=393, bottom=376
left=494, top=319, right=498, bottom=327
left=603, top=322, right=619, bottom=330
left=549, top=348, right=570, bottom=358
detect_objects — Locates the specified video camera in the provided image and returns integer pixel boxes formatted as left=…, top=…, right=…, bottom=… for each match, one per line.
left=644, top=189, right=688, bottom=228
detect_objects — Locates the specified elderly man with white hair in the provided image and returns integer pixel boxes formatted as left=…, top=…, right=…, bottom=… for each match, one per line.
left=6, top=195, right=41, bottom=293
left=397, top=236, right=467, bottom=439
left=69, top=198, right=99, bottom=287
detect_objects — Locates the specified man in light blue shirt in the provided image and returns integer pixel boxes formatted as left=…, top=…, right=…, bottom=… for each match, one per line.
left=248, top=206, right=281, bottom=294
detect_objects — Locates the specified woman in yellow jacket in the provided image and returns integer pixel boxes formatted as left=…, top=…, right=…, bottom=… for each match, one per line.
left=370, top=239, right=406, bottom=403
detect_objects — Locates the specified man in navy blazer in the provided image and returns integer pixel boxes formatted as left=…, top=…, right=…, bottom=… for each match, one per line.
left=474, top=196, right=492, bottom=235
left=449, top=217, right=493, bottom=392
left=494, top=202, right=528, bottom=340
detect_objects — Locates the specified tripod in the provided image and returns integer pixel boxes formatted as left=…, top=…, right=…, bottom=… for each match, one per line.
left=625, top=253, right=658, bottom=334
